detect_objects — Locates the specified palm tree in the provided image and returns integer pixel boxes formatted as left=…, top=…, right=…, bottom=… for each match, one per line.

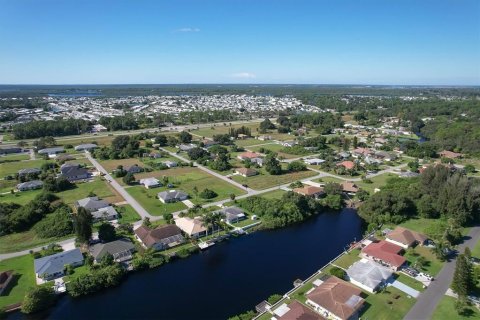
left=202, top=212, right=215, bottom=238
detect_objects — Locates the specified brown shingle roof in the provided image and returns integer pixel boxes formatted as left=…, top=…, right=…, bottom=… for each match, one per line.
left=279, top=301, right=324, bottom=320
left=306, top=276, right=364, bottom=320
left=135, top=224, right=182, bottom=248
left=386, top=227, right=427, bottom=247
left=341, top=181, right=359, bottom=193
left=293, top=186, right=324, bottom=196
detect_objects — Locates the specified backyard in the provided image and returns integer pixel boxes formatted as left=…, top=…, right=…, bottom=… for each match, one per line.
left=0, top=255, right=35, bottom=310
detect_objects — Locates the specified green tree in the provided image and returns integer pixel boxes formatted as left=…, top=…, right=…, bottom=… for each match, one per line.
left=329, top=266, right=346, bottom=279
left=451, top=254, right=474, bottom=297
left=178, top=131, right=192, bottom=143
left=74, top=207, right=92, bottom=243
left=98, top=223, right=116, bottom=242
left=21, top=286, right=56, bottom=314
left=265, top=153, right=282, bottom=175
left=122, top=172, right=135, bottom=185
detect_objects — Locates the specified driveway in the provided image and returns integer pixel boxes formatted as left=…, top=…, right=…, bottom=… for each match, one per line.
left=387, top=279, right=420, bottom=298
left=404, top=225, right=480, bottom=320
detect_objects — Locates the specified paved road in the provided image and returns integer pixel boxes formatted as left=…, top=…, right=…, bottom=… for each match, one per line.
left=86, top=152, right=152, bottom=219
left=404, top=225, right=480, bottom=320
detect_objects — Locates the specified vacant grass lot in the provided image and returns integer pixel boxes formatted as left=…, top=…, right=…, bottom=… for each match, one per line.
left=0, top=159, right=51, bottom=177
left=232, top=167, right=317, bottom=190
left=0, top=154, right=30, bottom=162
left=0, top=178, right=123, bottom=206
left=332, top=248, right=361, bottom=269
left=431, top=296, right=480, bottom=320
left=99, top=158, right=148, bottom=173
left=116, top=204, right=141, bottom=224
left=0, top=255, right=35, bottom=309
left=360, top=286, right=416, bottom=320
left=248, top=143, right=313, bottom=160
left=190, top=123, right=260, bottom=139
left=260, top=189, right=287, bottom=200
left=356, top=173, right=397, bottom=193
left=404, top=245, right=443, bottom=276
left=234, top=139, right=274, bottom=147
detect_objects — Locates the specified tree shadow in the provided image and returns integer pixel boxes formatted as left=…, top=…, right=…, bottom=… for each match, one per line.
left=1, top=273, right=21, bottom=296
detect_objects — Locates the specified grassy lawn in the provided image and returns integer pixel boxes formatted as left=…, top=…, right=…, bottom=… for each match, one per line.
left=332, top=248, right=361, bottom=269
left=0, top=229, right=74, bottom=254
left=0, top=154, right=30, bottom=162
left=356, top=173, right=397, bottom=193
left=360, top=286, right=416, bottom=320
left=0, top=159, right=51, bottom=177
left=0, top=255, right=35, bottom=309
left=232, top=217, right=260, bottom=228
left=404, top=245, right=443, bottom=276
left=431, top=296, right=480, bottom=320
left=395, top=273, right=425, bottom=292
left=234, top=139, right=274, bottom=147
left=314, top=176, right=345, bottom=184
left=128, top=167, right=246, bottom=205
left=248, top=143, right=309, bottom=160
left=0, top=179, right=17, bottom=193
left=260, top=189, right=288, bottom=200
left=191, top=123, right=260, bottom=139
left=116, top=205, right=141, bottom=224
left=63, top=264, right=91, bottom=282
left=99, top=158, right=148, bottom=173
left=126, top=186, right=187, bottom=216
left=471, top=238, right=480, bottom=258
left=232, top=167, right=317, bottom=190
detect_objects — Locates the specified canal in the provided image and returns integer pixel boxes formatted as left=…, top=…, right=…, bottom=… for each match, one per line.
left=24, top=209, right=363, bottom=319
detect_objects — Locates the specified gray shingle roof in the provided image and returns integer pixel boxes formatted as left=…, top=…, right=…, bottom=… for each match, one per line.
left=18, top=168, right=41, bottom=175
left=89, top=239, right=135, bottom=261
left=34, top=248, right=83, bottom=276
left=346, top=260, right=393, bottom=291
left=75, top=196, right=109, bottom=211
left=91, top=206, right=118, bottom=220
left=17, top=180, right=43, bottom=190
left=157, top=190, right=188, bottom=202
left=38, top=147, right=65, bottom=154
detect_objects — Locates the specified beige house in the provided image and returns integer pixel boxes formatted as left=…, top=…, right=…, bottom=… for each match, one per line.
left=175, top=217, right=207, bottom=238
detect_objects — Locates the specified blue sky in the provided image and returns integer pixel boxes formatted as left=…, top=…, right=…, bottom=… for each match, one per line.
left=0, top=0, right=479, bottom=85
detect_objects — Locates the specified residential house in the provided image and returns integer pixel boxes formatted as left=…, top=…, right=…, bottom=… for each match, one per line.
left=125, top=164, right=143, bottom=174
left=304, top=158, right=325, bottom=165
left=257, top=135, right=272, bottom=141
left=179, top=143, right=196, bottom=151
left=0, top=271, right=14, bottom=295
left=251, top=157, right=264, bottom=167
left=91, top=206, right=118, bottom=222
left=92, top=124, right=107, bottom=132
left=75, top=196, right=109, bottom=211
left=158, top=190, right=188, bottom=203
left=148, top=152, right=162, bottom=159
left=89, top=238, right=135, bottom=263
left=0, top=146, right=22, bottom=154
left=336, top=161, right=355, bottom=170
left=37, top=146, right=65, bottom=156
left=135, top=224, right=185, bottom=250
left=235, top=167, right=258, bottom=177
left=18, top=168, right=41, bottom=177
left=34, top=248, right=84, bottom=281
left=346, top=259, right=393, bottom=293
left=282, top=140, right=297, bottom=147
left=337, top=152, right=350, bottom=159
left=361, top=241, right=406, bottom=271
left=352, top=148, right=372, bottom=158
left=374, top=151, right=396, bottom=162
left=60, top=163, right=90, bottom=182
left=139, top=177, right=162, bottom=189
left=385, top=227, right=428, bottom=249
left=175, top=217, right=207, bottom=238
left=439, top=150, right=463, bottom=159
left=293, top=186, right=325, bottom=199
left=237, top=152, right=262, bottom=161
left=163, top=160, right=178, bottom=168
left=219, top=206, right=246, bottom=224
left=74, top=143, right=98, bottom=151
left=202, top=139, right=218, bottom=148
left=306, top=276, right=364, bottom=320
left=275, top=301, right=323, bottom=320
left=237, top=134, right=249, bottom=140
left=341, top=182, right=359, bottom=194
left=17, top=180, right=43, bottom=191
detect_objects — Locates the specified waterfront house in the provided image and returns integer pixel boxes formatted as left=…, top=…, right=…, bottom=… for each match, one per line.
left=135, top=224, right=185, bottom=250
left=346, top=259, right=393, bottom=293
left=219, top=206, right=246, bottom=224
left=293, top=186, right=324, bottom=199
left=139, top=177, right=162, bottom=189
left=385, top=227, right=428, bottom=249
left=235, top=167, right=258, bottom=177
left=341, top=182, right=359, bottom=194
left=17, top=180, right=43, bottom=191
left=158, top=190, right=188, bottom=203
left=274, top=301, right=322, bottom=320
left=74, top=143, right=98, bottom=151
left=34, top=248, right=84, bottom=281
left=60, top=163, right=90, bottom=182
left=175, top=217, right=207, bottom=238
left=89, top=238, right=135, bottom=263
left=361, top=241, right=406, bottom=271
left=306, top=276, right=364, bottom=320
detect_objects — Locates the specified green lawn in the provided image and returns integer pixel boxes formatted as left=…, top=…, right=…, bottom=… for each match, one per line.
left=232, top=167, right=317, bottom=190
left=360, top=287, right=416, bottom=320
left=99, top=158, right=149, bottom=173
left=260, top=189, right=288, bottom=200
left=234, top=139, right=274, bottom=147
left=355, top=173, right=397, bottom=193
left=332, top=248, right=361, bottom=269
left=431, top=296, right=480, bottom=320
left=0, top=178, right=123, bottom=206
left=0, top=159, right=51, bottom=177
left=0, top=229, right=74, bottom=254
left=0, top=154, right=30, bottom=162
left=126, top=186, right=187, bottom=216
left=0, top=255, right=36, bottom=309
left=248, top=143, right=309, bottom=159
left=116, top=205, right=141, bottom=224
left=404, top=245, right=443, bottom=276
left=63, top=264, right=91, bottom=282
left=471, top=238, right=480, bottom=258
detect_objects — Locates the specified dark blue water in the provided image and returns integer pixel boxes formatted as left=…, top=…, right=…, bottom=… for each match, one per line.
left=16, top=209, right=363, bottom=320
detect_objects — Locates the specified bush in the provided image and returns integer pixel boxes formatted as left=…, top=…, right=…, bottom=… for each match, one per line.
left=22, top=286, right=56, bottom=314
left=33, top=204, right=74, bottom=238
left=267, top=294, right=283, bottom=305
left=329, top=266, right=346, bottom=279
left=199, top=188, right=218, bottom=199
left=67, top=263, right=126, bottom=297
left=287, top=161, right=307, bottom=172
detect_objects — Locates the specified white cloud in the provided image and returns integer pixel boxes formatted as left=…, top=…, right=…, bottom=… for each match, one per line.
left=175, top=27, right=200, bottom=33
left=231, top=72, right=256, bottom=79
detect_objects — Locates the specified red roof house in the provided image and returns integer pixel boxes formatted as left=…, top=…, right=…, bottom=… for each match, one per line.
left=361, top=241, right=406, bottom=270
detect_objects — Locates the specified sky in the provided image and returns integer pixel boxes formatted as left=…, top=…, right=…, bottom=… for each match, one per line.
left=0, top=0, right=479, bottom=85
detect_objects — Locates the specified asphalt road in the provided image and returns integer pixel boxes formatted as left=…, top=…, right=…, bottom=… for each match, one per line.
left=404, top=225, right=480, bottom=320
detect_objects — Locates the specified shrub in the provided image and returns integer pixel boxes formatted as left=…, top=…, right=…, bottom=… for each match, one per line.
left=199, top=188, right=218, bottom=199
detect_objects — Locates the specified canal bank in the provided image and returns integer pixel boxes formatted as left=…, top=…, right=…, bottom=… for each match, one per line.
left=9, top=208, right=363, bottom=320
